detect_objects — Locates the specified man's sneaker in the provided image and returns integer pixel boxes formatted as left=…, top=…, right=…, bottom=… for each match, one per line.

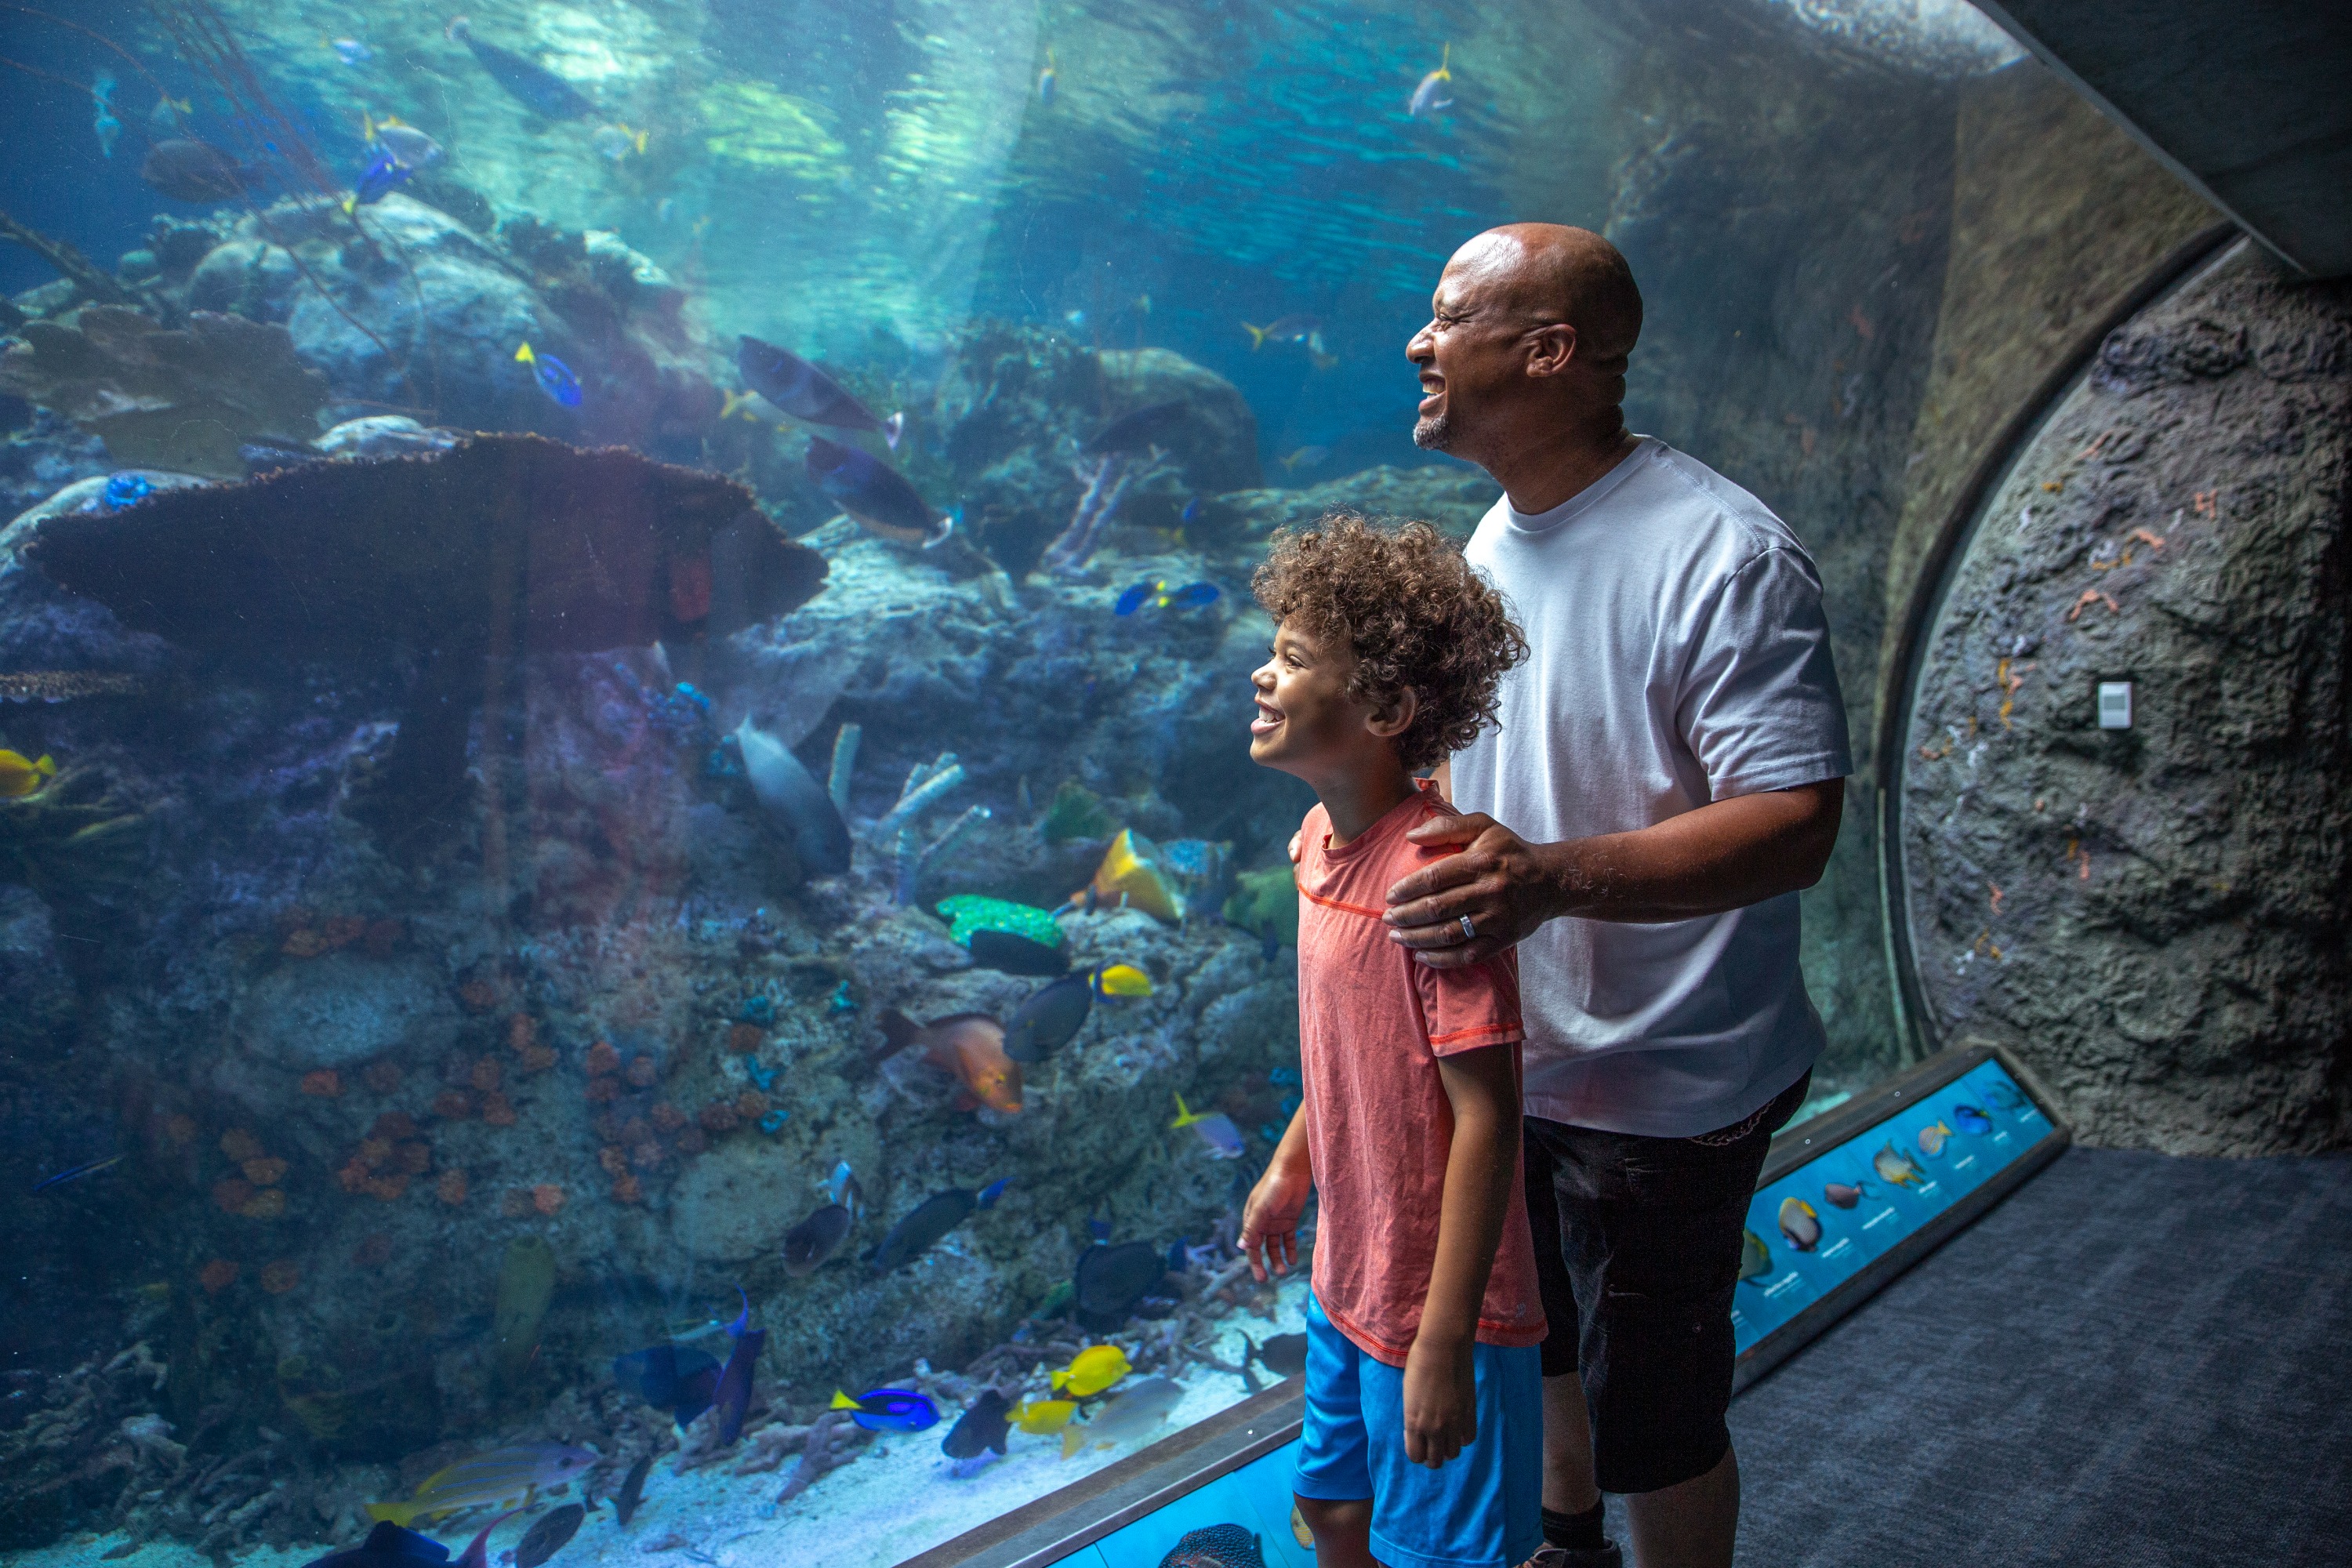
left=1521, top=1544, right=1624, bottom=1568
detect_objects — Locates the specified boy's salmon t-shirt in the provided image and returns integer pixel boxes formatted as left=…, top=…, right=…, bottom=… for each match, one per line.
left=1292, top=781, right=1546, bottom=1366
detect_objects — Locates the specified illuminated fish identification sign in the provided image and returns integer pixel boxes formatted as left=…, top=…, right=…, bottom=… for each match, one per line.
left=1730, top=1052, right=2066, bottom=1376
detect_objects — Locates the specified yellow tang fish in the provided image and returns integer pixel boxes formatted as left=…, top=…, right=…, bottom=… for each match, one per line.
left=0, top=750, right=56, bottom=798
left=1050, top=1344, right=1131, bottom=1398
left=1010, top=1397, right=1076, bottom=1434
left=1092, top=963, right=1152, bottom=997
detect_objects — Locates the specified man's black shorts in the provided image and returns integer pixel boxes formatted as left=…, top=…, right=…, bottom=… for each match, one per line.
left=1522, top=1070, right=1810, bottom=1495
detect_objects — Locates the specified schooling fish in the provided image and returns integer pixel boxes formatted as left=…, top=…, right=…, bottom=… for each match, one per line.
left=448, top=17, right=597, bottom=120
left=1872, top=1143, right=1924, bottom=1187
left=710, top=1289, right=764, bottom=1444
left=612, top=1454, right=651, bottom=1526
left=610, top=1345, right=720, bottom=1428
left=869, top=1187, right=983, bottom=1272
left=731, top=716, right=851, bottom=875
left=1051, top=1345, right=1131, bottom=1397
left=942, top=1388, right=1013, bottom=1459
left=1086, top=401, right=1189, bottom=456
left=513, top=1504, right=583, bottom=1568
left=1407, top=43, right=1454, bottom=118
left=30, top=1152, right=124, bottom=1193
left=830, top=1387, right=939, bottom=1433
left=1822, top=1181, right=1866, bottom=1209
left=1010, top=1397, right=1076, bottom=1434
left=736, top=336, right=902, bottom=447
left=1951, top=1104, right=1994, bottom=1135
left=883, top=1009, right=1022, bottom=1114
left=1171, top=1094, right=1246, bottom=1160
left=804, top=437, right=949, bottom=547
left=1777, top=1196, right=1821, bottom=1251
left=365, top=1443, right=595, bottom=1526
left=1061, top=1375, right=1181, bottom=1458
left=1252, top=1332, right=1308, bottom=1378
left=1917, top=1120, right=1955, bottom=1158
left=0, top=750, right=57, bottom=798
left=141, top=139, right=252, bottom=204
left=513, top=343, right=583, bottom=408
left=1737, top=1228, right=1772, bottom=1284
left=1160, top=1523, right=1266, bottom=1568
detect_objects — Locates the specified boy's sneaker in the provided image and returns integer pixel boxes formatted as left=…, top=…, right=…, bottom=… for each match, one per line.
left=1522, top=1544, right=1624, bottom=1568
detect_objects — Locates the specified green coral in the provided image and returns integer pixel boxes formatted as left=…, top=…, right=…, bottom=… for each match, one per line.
left=935, top=895, right=1064, bottom=950
left=1222, top=865, right=1298, bottom=947
left=698, top=81, right=849, bottom=179
left=1039, top=779, right=1119, bottom=844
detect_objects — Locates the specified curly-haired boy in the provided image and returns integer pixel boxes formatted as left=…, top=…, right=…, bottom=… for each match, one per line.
left=1240, top=513, right=1544, bottom=1568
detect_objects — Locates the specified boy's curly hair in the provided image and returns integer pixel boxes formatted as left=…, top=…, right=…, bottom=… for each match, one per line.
left=1251, top=512, right=1527, bottom=771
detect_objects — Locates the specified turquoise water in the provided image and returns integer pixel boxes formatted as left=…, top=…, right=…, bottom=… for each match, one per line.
left=0, top=2, right=2024, bottom=1564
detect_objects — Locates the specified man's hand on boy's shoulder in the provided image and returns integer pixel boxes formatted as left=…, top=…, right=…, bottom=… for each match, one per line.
left=1383, top=811, right=1562, bottom=968
left=1401, top=1327, right=1479, bottom=1468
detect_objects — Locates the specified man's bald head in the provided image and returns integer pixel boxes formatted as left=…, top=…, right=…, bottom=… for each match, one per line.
left=1453, top=223, right=1642, bottom=371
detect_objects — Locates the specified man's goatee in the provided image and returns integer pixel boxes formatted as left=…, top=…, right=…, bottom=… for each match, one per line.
left=1413, top=414, right=1455, bottom=452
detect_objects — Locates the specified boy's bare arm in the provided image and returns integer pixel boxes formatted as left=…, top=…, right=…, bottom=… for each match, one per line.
left=1403, top=1041, right=1521, bottom=1467
left=1240, top=1105, right=1314, bottom=1282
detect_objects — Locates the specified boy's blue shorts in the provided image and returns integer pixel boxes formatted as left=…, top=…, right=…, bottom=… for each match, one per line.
left=1292, top=1294, right=1543, bottom=1568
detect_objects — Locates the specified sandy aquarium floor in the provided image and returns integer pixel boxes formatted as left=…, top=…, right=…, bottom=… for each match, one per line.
left=13, top=1277, right=1313, bottom=1568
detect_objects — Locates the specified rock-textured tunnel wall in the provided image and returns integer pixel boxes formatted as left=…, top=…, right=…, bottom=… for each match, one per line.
left=1900, top=244, right=2352, bottom=1154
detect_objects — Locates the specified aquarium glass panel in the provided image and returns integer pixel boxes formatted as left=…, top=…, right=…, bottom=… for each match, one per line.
left=2, top=0, right=2042, bottom=1563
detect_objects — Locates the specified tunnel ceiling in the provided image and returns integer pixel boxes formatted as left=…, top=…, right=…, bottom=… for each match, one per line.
left=1974, top=0, right=2352, bottom=277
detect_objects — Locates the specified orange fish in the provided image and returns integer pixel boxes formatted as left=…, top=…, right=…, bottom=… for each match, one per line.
left=883, top=1010, right=1022, bottom=1113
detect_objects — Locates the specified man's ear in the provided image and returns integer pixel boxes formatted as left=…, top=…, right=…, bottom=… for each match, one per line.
left=1525, top=322, right=1578, bottom=379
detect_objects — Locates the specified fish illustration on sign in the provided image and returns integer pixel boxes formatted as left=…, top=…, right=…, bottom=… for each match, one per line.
left=1821, top=1181, right=1866, bottom=1209
left=1777, top=1196, right=1821, bottom=1251
left=1951, top=1104, right=1994, bottom=1134
left=1872, top=1143, right=1924, bottom=1187
left=1916, top=1120, right=1955, bottom=1158
left=1737, top=1227, right=1771, bottom=1283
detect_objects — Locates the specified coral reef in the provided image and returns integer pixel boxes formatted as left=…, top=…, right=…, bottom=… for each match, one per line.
left=0, top=306, right=327, bottom=477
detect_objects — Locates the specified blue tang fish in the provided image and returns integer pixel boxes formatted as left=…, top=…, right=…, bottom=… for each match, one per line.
left=347, top=151, right=414, bottom=209
left=1115, top=579, right=1163, bottom=616
left=829, top=1387, right=939, bottom=1432
left=1951, top=1104, right=1994, bottom=1134
left=1160, top=581, right=1220, bottom=610
left=446, top=17, right=596, bottom=120
left=514, top=343, right=582, bottom=408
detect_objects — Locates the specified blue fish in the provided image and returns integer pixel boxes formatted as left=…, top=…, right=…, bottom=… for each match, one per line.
left=610, top=1345, right=720, bottom=1428
left=303, top=1522, right=452, bottom=1568
left=1115, top=580, right=1162, bottom=616
left=348, top=151, right=413, bottom=208
left=829, top=1387, right=939, bottom=1433
left=978, top=1176, right=1011, bottom=1208
left=31, top=1152, right=124, bottom=1193
left=1181, top=497, right=1203, bottom=525
left=804, top=436, right=947, bottom=546
left=514, top=343, right=583, bottom=408
left=1160, top=581, right=1220, bottom=610
left=710, top=1288, right=764, bottom=1444
left=103, top=473, right=151, bottom=510
left=447, top=18, right=596, bottom=120
left=1951, top=1104, right=1994, bottom=1134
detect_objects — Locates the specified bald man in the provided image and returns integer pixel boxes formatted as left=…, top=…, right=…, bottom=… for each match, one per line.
left=1383, top=225, right=1849, bottom=1568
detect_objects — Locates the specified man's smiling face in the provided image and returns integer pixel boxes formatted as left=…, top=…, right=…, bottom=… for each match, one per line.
left=1405, top=236, right=1530, bottom=458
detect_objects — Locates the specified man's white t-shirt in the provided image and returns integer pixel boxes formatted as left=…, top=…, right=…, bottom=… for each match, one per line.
left=1450, top=436, right=1851, bottom=1138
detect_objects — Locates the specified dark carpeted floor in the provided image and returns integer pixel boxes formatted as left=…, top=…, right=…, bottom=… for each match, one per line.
left=1710, top=1147, right=2352, bottom=1566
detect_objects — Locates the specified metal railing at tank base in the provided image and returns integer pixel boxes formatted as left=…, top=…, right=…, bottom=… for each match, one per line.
left=902, top=1040, right=2069, bottom=1568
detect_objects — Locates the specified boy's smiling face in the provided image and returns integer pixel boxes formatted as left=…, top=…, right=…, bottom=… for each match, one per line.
left=1250, top=619, right=1409, bottom=786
